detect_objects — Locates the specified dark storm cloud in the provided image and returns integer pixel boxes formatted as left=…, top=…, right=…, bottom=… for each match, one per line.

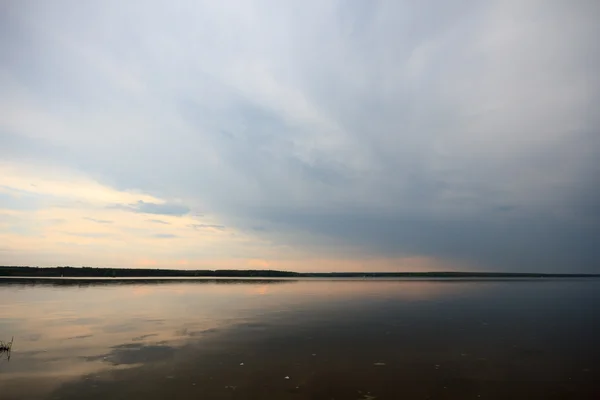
left=255, top=209, right=600, bottom=272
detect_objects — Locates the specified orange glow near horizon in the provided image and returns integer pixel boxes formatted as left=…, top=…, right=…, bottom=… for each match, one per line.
left=0, top=161, right=471, bottom=273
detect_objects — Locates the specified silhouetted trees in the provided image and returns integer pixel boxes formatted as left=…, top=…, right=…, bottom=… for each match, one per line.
left=0, top=266, right=597, bottom=278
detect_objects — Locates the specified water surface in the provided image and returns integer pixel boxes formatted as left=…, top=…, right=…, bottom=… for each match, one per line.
left=1, top=278, right=598, bottom=399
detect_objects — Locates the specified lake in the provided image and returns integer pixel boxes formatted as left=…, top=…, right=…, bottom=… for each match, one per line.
left=0, top=278, right=598, bottom=399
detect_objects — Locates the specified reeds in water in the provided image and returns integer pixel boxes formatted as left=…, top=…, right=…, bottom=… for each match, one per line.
left=0, top=336, right=13, bottom=352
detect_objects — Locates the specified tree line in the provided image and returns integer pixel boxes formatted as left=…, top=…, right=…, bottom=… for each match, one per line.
left=0, top=266, right=597, bottom=278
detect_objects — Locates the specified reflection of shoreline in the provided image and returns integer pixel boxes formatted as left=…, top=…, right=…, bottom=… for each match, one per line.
left=3, top=279, right=598, bottom=400
left=2, top=266, right=599, bottom=279
left=1, top=276, right=597, bottom=289
left=0, top=277, right=299, bottom=288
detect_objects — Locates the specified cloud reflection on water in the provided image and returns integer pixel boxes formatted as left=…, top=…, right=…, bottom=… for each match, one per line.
left=2, top=278, right=590, bottom=399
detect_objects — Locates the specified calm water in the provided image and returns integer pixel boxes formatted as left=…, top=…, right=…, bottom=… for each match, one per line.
left=0, top=278, right=598, bottom=399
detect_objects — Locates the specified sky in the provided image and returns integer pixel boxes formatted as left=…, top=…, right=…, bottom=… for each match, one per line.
left=1, top=0, right=599, bottom=272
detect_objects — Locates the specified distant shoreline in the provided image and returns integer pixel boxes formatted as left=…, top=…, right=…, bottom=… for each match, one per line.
left=1, top=266, right=598, bottom=279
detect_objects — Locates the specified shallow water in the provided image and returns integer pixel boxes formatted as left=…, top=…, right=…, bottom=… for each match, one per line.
left=0, top=278, right=598, bottom=399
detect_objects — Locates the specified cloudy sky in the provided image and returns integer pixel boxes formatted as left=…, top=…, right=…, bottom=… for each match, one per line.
left=1, top=0, right=598, bottom=272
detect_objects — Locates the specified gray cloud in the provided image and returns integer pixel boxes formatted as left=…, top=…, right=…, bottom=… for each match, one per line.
left=111, top=201, right=190, bottom=217
left=255, top=208, right=599, bottom=272
left=1, top=0, right=599, bottom=271
left=0, top=190, right=44, bottom=211
left=188, top=224, right=225, bottom=231
left=152, top=234, right=178, bottom=239
left=66, top=232, right=113, bottom=238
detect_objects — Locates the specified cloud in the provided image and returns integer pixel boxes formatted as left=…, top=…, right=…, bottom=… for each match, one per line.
left=66, top=232, right=113, bottom=238
left=152, top=234, right=178, bottom=239
left=147, top=219, right=170, bottom=225
left=83, top=217, right=112, bottom=224
left=188, top=224, right=225, bottom=231
left=256, top=209, right=599, bottom=271
left=0, top=190, right=44, bottom=211
left=0, top=0, right=598, bottom=271
left=112, top=201, right=190, bottom=217
left=0, top=162, right=162, bottom=206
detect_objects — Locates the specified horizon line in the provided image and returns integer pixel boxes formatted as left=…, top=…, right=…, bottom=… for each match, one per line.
left=1, top=266, right=599, bottom=277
